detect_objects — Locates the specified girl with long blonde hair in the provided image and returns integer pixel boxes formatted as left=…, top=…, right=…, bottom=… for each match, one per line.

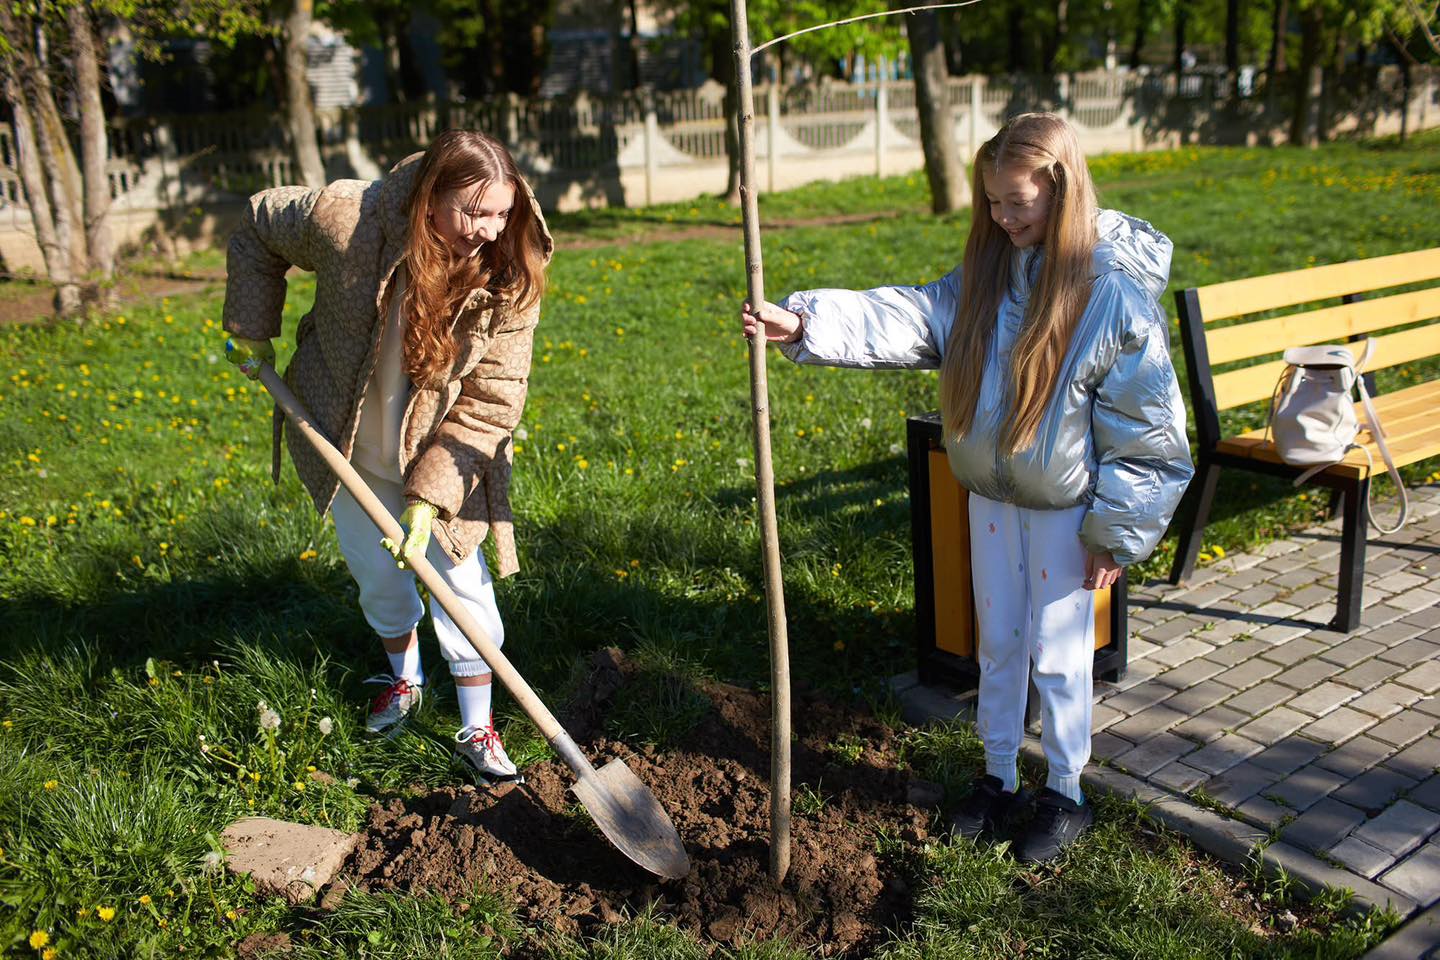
left=224, top=129, right=552, bottom=781
left=742, top=113, right=1192, bottom=861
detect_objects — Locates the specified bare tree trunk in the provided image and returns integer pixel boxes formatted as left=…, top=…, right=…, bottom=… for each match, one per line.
left=1129, top=0, right=1149, bottom=69
left=1043, top=0, right=1068, bottom=73
left=1290, top=3, right=1322, bottom=146
left=1173, top=0, right=1189, bottom=77
left=282, top=0, right=326, bottom=187
left=0, top=53, right=80, bottom=314
left=68, top=2, right=116, bottom=299
left=908, top=9, right=966, bottom=213
left=1225, top=0, right=1240, bottom=85
left=30, top=16, right=88, bottom=274
left=712, top=29, right=740, bottom=203
left=1268, top=0, right=1288, bottom=76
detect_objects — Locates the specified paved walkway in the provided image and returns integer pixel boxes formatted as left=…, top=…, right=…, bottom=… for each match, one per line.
left=896, top=484, right=1440, bottom=952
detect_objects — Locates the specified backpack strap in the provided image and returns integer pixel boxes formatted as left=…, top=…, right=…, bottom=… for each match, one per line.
left=1355, top=374, right=1410, bottom=535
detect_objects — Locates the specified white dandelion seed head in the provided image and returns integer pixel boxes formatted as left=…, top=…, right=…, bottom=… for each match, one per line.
left=888, top=443, right=904, bottom=455
left=318, top=716, right=334, bottom=736
left=258, top=708, right=281, bottom=733
left=860, top=418, right=872, bottom=430
left=515, top=427, right=528, bottom=441
left=200, top=851, right=223, bottom=874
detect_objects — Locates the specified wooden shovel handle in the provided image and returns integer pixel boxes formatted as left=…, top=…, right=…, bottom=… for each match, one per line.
left=256, top=364, right=578, bottom=756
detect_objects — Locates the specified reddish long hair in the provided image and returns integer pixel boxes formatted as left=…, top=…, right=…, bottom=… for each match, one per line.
left=402, top=130, right=548, bottom=386
left=939, top=112, right=1098, bottom=453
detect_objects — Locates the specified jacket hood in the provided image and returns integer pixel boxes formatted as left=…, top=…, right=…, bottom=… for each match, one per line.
left=1094, top=209, right=1172, bottom=301
left=378, top=152, right=555, bottom=265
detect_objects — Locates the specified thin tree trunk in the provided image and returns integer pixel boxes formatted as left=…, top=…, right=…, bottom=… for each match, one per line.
left=1008, top=1, right=1027, bottom=72
left=1043, top=0, right=1068, bottom=73
left=1173, top=0, right=1189, bottom=77
left=1268, top=0, right=1288, bottom=76
left=30, top=16, right=88, bottom=274
left=1129, top=0, right=1149, bottom=69
left=1225, top=0, right=1240, bottom=85
left=68, top=2, right=116, bottom=297
left=1290, top=3, right=1322, bottom=146
left=282, top=0, right=326, bottom=187
left=0, top=46, right=79, bottom=314
left=713, top=29, right=740, bottom=203
left=909, top=9, right=965, bottom=213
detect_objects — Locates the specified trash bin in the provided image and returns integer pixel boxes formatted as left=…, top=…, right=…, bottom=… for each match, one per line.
left=906, top=413, right=1129, bottom=692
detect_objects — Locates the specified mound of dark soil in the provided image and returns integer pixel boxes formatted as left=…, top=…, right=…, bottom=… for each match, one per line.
left=346, top=650, right=940, bottom=955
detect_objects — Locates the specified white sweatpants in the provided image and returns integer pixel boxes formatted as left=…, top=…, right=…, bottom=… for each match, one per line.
left=969, top=493, right=1094, bottom=800
left=330, top=463, right=503, bottom=678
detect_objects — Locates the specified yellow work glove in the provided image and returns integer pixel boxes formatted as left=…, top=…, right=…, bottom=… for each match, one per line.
left=224, top=336, right=276, bottom=380
left=381, top=500, right=438, bottom=569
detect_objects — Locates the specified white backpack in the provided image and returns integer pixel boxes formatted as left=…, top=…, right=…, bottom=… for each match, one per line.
left=1266, top=339, right=1409, bottom=535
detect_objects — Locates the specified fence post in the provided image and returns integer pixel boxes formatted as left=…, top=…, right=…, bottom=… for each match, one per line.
left=767, top=82, right=779, bottom=193
left=969, top=74, right=983, bottom=159
left=875, top=58, right=888, bottom=178
left=643, top=93, right=658, bottom=207
left=1057, top=73, right=1071, bottom=120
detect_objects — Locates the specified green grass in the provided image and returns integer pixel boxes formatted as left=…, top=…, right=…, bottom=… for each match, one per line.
left=3, top=131, right=1439, bottom=956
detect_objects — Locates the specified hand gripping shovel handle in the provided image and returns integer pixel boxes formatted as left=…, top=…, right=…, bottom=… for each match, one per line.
left=254, top=364, right=594, bottom=777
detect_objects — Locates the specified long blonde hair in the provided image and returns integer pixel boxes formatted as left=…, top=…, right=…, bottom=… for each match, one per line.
left=939, top=112, right=1098, bottom=453
left=402, top=130, right=548, bottom=386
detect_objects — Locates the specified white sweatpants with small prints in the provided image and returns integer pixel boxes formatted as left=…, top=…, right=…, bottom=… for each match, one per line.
left=969, top=492, right=1094, bottom=801
left=330, top=463, right=503, bottom=678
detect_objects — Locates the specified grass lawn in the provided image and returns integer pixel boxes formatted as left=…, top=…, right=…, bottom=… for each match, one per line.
left=1, top=129, right=1438, bottom=957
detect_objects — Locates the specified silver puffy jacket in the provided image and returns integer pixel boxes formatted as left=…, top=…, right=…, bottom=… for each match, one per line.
left=778, top=209, right=1194, bottom=566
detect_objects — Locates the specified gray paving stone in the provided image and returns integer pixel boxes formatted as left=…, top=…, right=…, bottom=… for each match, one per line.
left=1237, top=706, right=1312, bottom=746
left=1149, top=636, right=1219, bottom=668
left=1091, top=702, right=1125, bottom=731
left=1333, top=657, right=1406, bottom=692
left=1201, top=761, right=1283, bottom=808
left=1252, top=621, right=1316, bottom=645
left=1332, top=767, right=1421, bottom=816
left=1416, top=696, right=1440, bottom=718
left=1316, top=736, right=1397, bottom=779
left=1164, top=679, right=1239, bottom=716
left=1127, top=636, right=1161, bottom=660
left=1266, top=637, right=1337, bottom=667
left=1379, top=637, right=1440, bottom=666
left=1109, top=705, right=1190, bottom=743
left=1154, top=657, right=1226, bottom=690
left=1364, top=604, right=1416, bottom=630
left=1286, top=681, right=1362, bottom=718
left=1180, top=582, right=1240, bottom=608
left=1395, top=660, right=1440, bottom=695
left=1102, top=679, right=1177, bottom=716
left=1360, top=620, right=1428, bottom=647
left=1348, top=683, right=1425, bottom=719
left=1377, top=571, right=1431, bottom=593
left=1099, top=657, right=1164, bottom=693
left=1318, top=636, right=1387, bottom=667
left=1265, top=763, right=1351, bottom=812
left=1284, top=583, right=1344, bottom=609
left=1329, top=835, right=1397, bottom=879
left=1378, top=842, right=1440, bottom=907
left=1143, top=616, right=1205, bottom=644
left=1252, top=600, right=1307, bottom=622
left=1408, top=774, right=1440, bottom=813
left=1368, top=709, right=1438, bottom=749
left=1271, top=567, right=1325, bottom=589
left=1388, top=586, right=1440, bottom=612
left=1302, top=706, right=1377, bottom=746
left=1113, top=732, right=1198, bottom=778
left=1281, top=797, right=1368, bottom=854
left=1384, top=736, right=1440, bottom=782
left=1090, top=730, right=1133, bottom=761
left=1273, top=657, right=1345, bottom=691
left=1251, top=736, right=1330, bottom=775
left=1188, top=734, right=1267, bottom=776
left=1352, top=800, right=1440, bottom=857
left=1225, top=681, right=1297, bottom=717
left=1236, top=795, right=1293, bottom=829
left=1401, top=605, right=1440, bottom=629
left=1173, top=704, right=1249, bottom=744
left=1151, top=760, right=1211, bottom=793
left=1204, top=637, right=1272, bottom=666
left=1230, top=584, right=1285, bottom=608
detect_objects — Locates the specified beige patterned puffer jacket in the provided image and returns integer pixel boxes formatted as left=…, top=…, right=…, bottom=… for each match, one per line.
left=221, top=153, right=554, bottom=577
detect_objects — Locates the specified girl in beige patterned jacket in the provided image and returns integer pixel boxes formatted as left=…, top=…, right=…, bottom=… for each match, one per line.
left=223, top=130, right=553, bottom=781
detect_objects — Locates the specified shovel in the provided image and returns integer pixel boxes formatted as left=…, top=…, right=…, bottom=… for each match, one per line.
left=254, top=363, right=691, bottom=881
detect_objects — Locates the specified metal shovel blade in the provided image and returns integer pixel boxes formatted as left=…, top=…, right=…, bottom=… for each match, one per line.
left=571, top=758, right=690, bottom=880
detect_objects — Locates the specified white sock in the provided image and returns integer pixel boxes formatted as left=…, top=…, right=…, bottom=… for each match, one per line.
left=386, top=641, right=425, bottom=687
left=1047, top=771, right=1085, bottom=805
left=456, top=680, right=493, bottom=732
left=985, top=754, right=1018, bottom=794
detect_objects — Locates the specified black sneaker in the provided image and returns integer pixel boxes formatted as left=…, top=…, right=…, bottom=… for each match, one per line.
left=949, top=775, right=1026, bottom=840
left=1015, top=788, right=1094, bottom=863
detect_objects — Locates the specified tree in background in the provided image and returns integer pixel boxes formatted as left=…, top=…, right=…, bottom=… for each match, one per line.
left=0, top=0, right=262, bottom=314
left=909, top=7, right=965, bottom=212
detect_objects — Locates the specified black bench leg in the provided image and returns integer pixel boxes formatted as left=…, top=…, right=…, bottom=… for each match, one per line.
left=1170, top=459, right=1220, bottom=585
left=1333, top=478, right=1367, bottom=633
left=1327, top=488, right=1344, bottom=520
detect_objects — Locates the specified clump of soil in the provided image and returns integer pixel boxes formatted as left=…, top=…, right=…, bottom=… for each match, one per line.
left=347, top=649, right=939, bottom=955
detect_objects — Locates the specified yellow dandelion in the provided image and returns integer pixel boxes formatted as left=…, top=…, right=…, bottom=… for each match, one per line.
left=98, top=906, right=116, bottom=922
left=43, top=779, right=58, bottom=791
left=833, top=640, right=846, bottom=652
left=138, top=894, right=152, bottom=905
left=577, top=459, right=589, bottom=470
left=226, top=910, right=238, bottom=921
left=148, top=677, right=160, bottom=687
left=298, top=549, right=318, bottom=562
left=629, top=559, right=640, bottom=568
left=19, top=516, right=36, bottom=527
left=29, top=931, right=49, bottom=949
left=43, top=947, right=57, bottom=959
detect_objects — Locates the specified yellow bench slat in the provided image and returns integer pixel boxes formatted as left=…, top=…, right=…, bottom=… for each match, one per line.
left=1206, top=288, right=1440, bottom=365
left=1197, top=248, right=1440, bottom=323
left=1212, top=322, right=1440, bottom=410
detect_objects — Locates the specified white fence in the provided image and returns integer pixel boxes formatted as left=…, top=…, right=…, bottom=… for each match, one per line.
left=2, top=67, right=1437, bottom=272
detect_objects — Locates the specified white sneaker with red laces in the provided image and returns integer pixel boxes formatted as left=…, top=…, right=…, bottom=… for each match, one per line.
left=364, top=675, right=424, bottom=734
left=454, top=723, right=520, bottom=781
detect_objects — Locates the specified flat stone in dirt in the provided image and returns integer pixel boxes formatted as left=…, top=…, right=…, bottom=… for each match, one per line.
left=222, top=816, right=360, bottom=904
left=347, top=649, right=938, bottom=956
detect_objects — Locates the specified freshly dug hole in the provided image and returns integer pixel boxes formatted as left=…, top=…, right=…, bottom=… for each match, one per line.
left=346, top=649, right=939, bottom=955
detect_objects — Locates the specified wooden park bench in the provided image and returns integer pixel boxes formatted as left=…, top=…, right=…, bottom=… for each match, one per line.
left=1169, top=248, right=1440, bottom=632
